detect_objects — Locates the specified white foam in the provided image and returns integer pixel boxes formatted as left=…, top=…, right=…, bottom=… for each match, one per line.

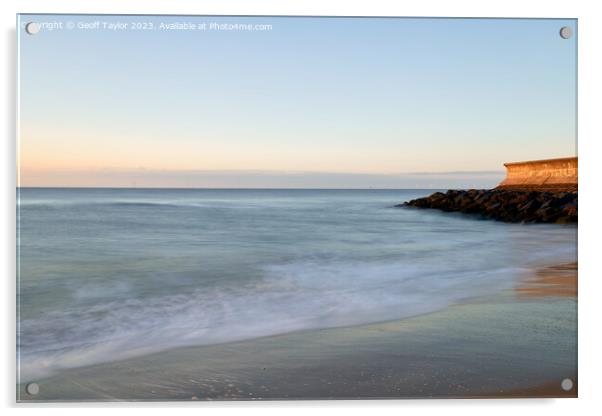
left=19, top=257, right=534, bottom=382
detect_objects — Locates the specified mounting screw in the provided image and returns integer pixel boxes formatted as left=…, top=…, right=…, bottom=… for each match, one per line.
left=561, top=378, right=574, bottom=391
left=25, top=22, right=41, bottom=35
left=25, top=382, right=39, bottom=395
left=559, top=26, right=572, bottom=39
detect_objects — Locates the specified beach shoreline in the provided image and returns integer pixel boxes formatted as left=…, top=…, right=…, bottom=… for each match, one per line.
left=18, top=260, right=577, bottom=402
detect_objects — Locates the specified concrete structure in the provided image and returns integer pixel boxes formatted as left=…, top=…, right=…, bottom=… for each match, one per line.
left=497, top=157, right=577, bottom=192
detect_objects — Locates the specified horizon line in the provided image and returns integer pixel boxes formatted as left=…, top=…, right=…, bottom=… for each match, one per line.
left=16, top=186, right=464, bottom=190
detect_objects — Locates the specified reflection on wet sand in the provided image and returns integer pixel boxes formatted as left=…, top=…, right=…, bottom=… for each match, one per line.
left=515, top=262, right=577, bottom=299
left=486, top=379, right=577, bottom=398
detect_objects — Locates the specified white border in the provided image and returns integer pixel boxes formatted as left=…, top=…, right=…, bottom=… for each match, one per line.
left=3, top=1, right=601, bottom=415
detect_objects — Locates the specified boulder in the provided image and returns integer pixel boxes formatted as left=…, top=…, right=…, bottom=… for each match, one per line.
left=399, top=189, right=577, bottom=224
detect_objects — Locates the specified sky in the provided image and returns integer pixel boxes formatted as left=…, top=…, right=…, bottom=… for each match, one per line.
left=18, top=15, right=577, bottom=188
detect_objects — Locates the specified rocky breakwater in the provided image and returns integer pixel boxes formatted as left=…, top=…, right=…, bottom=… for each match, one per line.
left=399, top=189, right=577, bottom=224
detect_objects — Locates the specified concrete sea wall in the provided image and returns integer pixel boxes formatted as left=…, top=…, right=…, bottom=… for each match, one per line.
left=497, top=157, right=577, bottom=192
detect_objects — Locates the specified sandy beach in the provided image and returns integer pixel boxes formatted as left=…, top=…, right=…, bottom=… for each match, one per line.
left=18, top=261, right=577, bottom=401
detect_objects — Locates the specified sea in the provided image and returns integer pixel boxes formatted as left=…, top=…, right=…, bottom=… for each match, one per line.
left=16, top=188, right=577, bottom=383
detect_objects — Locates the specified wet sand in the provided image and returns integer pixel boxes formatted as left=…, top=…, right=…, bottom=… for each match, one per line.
left=485, top=379, right=577, bottom=398
left=18, top=262, right=577, bottom=402
left=515, top=262, right=577, bottom=299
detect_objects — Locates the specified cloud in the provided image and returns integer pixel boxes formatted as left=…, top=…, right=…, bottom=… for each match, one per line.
left=20, top=168, right=505, bottom=189
left=406, top=170, right=504, bottom=176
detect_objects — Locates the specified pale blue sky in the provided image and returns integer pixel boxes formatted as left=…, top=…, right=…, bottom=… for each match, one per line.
left=18, top=15, right=576, bottom=188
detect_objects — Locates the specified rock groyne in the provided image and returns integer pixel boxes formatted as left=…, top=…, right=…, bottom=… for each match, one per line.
left=399, top=157, right=578, bottom=224
left=400, top=189, right=577, bottom=223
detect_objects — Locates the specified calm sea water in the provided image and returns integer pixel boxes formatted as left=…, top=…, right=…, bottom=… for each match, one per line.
left=17, top=188, right=576, bottom=382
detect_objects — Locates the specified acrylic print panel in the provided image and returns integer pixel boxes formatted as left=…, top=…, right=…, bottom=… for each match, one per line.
left=16, top=14, right=577, bottom=401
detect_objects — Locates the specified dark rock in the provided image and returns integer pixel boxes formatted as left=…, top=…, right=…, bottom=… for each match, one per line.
left=400, top=189, right=577, bottom=224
